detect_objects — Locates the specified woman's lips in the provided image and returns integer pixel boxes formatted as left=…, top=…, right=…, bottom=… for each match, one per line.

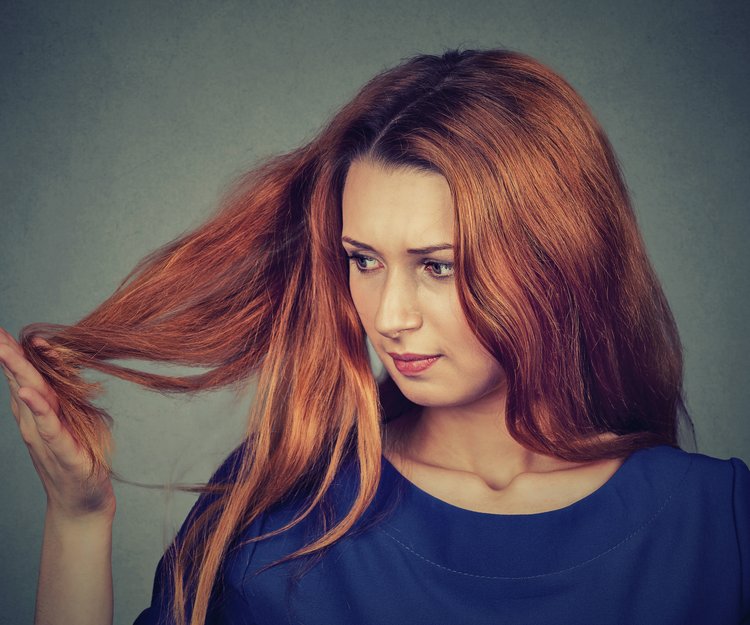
left=390, top=355, right=441, bottom=375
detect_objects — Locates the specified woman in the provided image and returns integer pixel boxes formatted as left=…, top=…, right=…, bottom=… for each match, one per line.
left=1, top=47, right=747, bottom=625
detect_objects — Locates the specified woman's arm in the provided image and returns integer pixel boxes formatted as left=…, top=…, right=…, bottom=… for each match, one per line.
left=0, top=327, right=116, bottom=625
left=35, top=509, right=114, bottom=625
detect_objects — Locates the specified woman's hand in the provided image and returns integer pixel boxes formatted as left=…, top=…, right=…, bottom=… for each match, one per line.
left=0, top=327, right=115, bottom=521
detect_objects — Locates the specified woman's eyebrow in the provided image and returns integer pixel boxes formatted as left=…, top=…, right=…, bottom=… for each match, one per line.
left=341, top=236, right=453, bottom=255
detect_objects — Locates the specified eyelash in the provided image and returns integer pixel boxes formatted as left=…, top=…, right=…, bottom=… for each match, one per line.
left=345, top=253, right=455, bottom=279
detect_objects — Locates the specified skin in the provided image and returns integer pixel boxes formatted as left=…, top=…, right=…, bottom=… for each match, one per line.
left=341, top=158, right=624, bottom=514
left=0, top=327, right=114, bottom=625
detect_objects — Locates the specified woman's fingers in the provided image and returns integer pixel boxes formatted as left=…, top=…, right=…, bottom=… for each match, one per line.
left=0, top=327, right=52, bottom=359
left=0, top=345, right=25, bottom=429
left=0, top=332, right=60, bottom=415
left=0, top=332, right=59, bottom=446
left=17, top=386, right=83, bottom=470
left=0, top=336, right=78, bottom=467
left=18, top=386, right=59, bottom=440
left=0, top=339, right=49, bottom=392
left=0, top=327, right=24, bottom=357
left=1, top=326, right=115, bottom=519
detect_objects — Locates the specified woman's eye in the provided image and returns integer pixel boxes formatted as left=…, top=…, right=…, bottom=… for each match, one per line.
left=347, top=254, right=379, bottom=272
left=425, top=261, right=454, bottom=278
left=346, top=254, right=454, bottom=280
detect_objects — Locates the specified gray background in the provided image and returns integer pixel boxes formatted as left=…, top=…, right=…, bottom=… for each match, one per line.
left=1, top=1, right=748, bottom=623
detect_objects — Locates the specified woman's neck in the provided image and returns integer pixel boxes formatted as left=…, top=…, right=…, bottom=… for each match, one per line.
left=382, top=403, right=626, bottom=515
left=383, top=402, right=605, bottom=491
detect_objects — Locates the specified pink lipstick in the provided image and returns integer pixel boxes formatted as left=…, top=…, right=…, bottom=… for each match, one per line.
left=388, top=352, right=441, bottom=376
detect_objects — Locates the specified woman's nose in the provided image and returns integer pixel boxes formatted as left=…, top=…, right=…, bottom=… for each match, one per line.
left=374, top=271, right=422, bottom=339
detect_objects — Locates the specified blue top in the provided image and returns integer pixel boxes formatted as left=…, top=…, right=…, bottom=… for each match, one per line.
left=134, top=444, right=750, bottom=624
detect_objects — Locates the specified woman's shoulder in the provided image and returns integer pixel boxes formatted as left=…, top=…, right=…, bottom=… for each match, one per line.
left=628, top=444, right=747, bottom=501
left=629, top=444, right=750, bottom=543
left=639, top=443, right=749, bottom=489
left=643, top=445, right=750, bottom=613
left=682, top=446, right=749, bottom=514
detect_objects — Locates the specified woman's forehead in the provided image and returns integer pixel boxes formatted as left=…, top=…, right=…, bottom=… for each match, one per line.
left=341, top=160, right=453, bottom=237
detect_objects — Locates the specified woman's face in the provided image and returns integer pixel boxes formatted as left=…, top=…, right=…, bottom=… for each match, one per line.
left=341, top=159, right=505, bottom=409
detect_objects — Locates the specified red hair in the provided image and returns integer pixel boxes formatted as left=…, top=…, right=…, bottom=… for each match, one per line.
left=19, top=47, right=694, bottom=624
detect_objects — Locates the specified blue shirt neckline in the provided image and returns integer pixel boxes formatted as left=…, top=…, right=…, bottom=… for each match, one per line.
left=374, top=444, right=693, bottom=578
left=380, top=445, right=639, bottom=519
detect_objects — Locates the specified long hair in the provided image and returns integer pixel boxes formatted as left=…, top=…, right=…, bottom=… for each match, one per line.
left=19, top=47, right=694, bottom=624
